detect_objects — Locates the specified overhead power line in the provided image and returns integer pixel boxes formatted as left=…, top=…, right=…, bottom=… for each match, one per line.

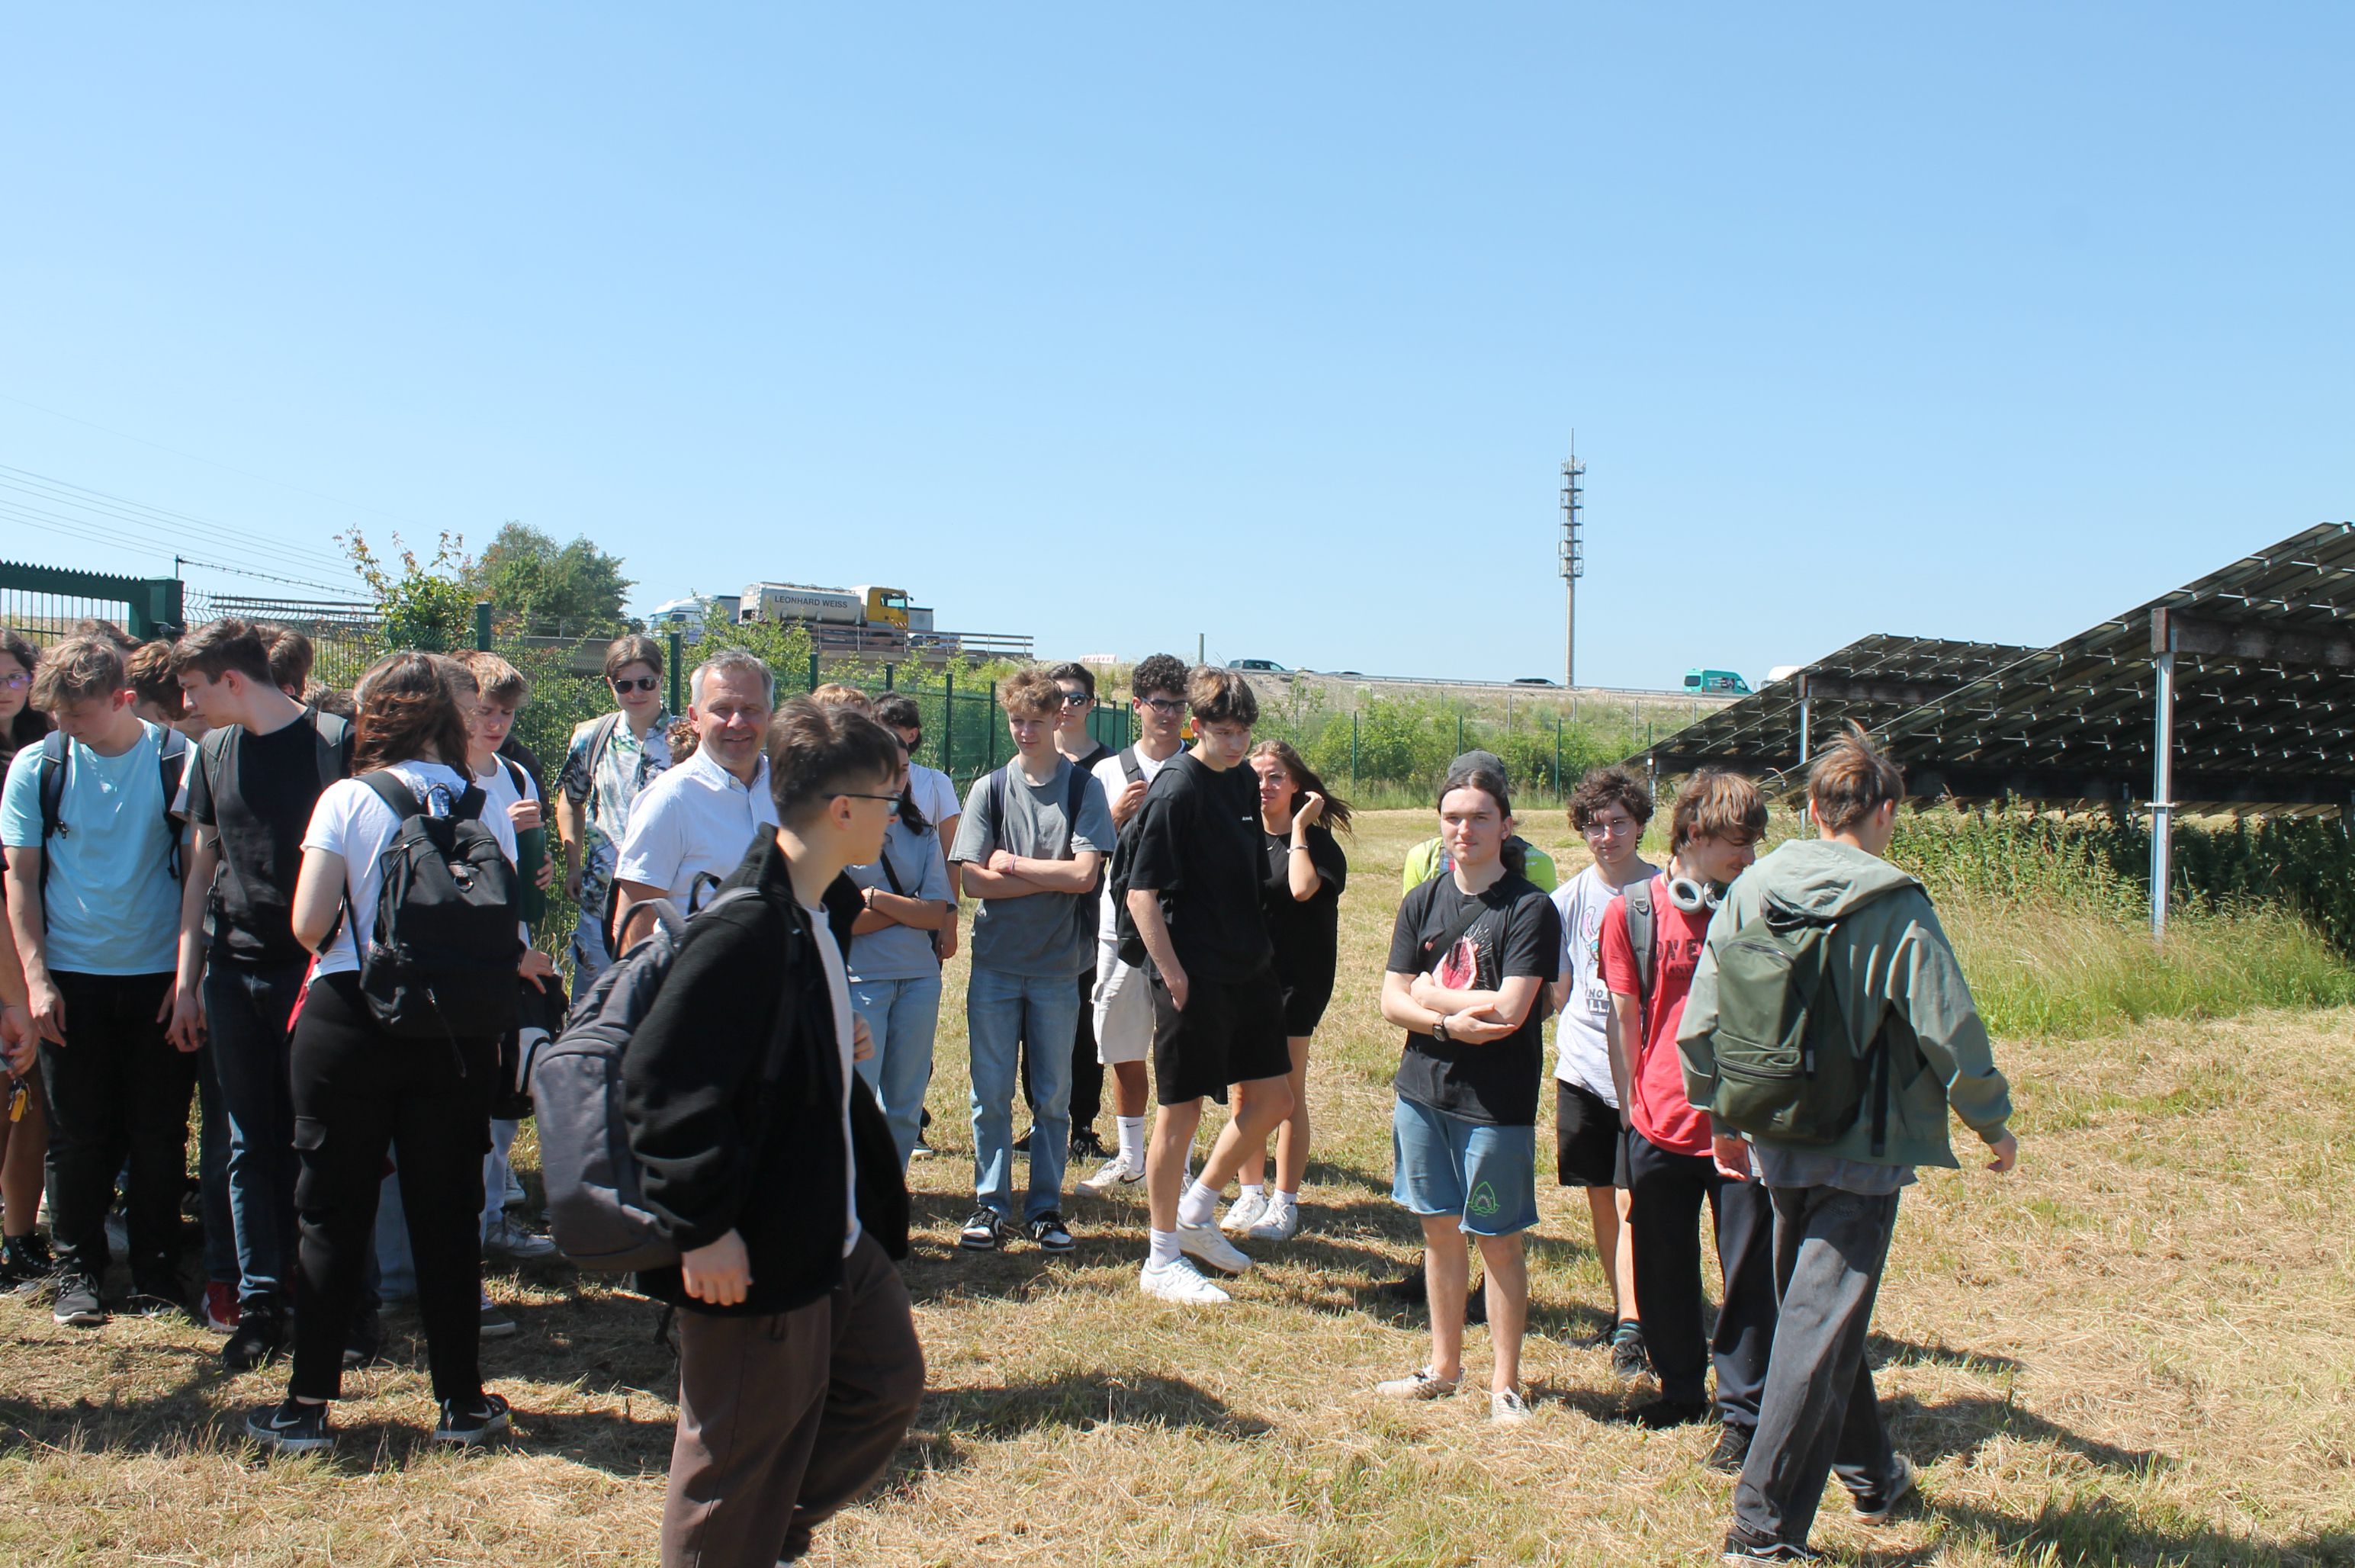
left=0, top=465, right=359, bottom=577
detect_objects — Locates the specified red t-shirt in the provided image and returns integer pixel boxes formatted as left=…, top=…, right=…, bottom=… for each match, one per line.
left=1598, top=874, right=1714, bottom=1157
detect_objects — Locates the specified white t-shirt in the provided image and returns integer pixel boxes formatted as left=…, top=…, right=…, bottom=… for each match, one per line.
left=908, top=763, right=960, bottom=837
left=302, top=762, right=520, bottom=979
left=474, top=756, right=542, bottom=945
left=1550, top=860, right=1656, bottom=1104
left=804, top=897, right=862, bottom=1256
left=1091, top=744, right=1179, bottom=940
left=613, top=749, right=779, bottom=909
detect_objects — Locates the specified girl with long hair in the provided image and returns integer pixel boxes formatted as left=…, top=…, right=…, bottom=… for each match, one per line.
left=245, top=651, right=546, bottom=1453
left=1221, top=741, right=1351, bottom=1243
left=843, top=741, right=956, bottom=1167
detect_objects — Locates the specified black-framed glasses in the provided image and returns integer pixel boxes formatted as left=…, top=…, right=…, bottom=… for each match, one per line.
left=1055, top=689, right=1091, bottom=708
left=610, top=676, right=659, bottom=693
left=837, top=792, right=905, bottom=808
left=1142, top=696, right=1186, bottom=715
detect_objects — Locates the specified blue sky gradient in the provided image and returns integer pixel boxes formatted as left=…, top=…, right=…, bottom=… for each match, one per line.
left=4, top=5, right=2348, bottom=685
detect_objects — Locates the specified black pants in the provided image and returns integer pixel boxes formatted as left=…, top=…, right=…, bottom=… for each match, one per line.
left=1627, top=1129, right=1778, bottom=1422
left=1022, top=969, right=1103, bottom=1132
left=288, top=972, right=493, bottom=1403
left=38, top=971, right=195, bottom=1290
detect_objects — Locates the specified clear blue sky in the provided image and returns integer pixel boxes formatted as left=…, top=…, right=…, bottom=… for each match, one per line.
left=5, top=6, right=2349, bottom=687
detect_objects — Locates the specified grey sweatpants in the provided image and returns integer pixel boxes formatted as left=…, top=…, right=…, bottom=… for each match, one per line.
left=661, top=1233, right=926, bottom=1567
left=1730, top=1184, right=1908, bottom=1550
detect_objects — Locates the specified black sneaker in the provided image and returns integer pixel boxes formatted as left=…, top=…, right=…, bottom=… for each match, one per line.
left=245, top=1397, right=333, bottom=1454
left=343, top=1306, right=384, bottom=1368
left=0, top=1233, right=57, bottom=1292
left=124, top=1281, right=186, bottom=1320
left=1614, top=1397, right=1711, bottom=1430
left=52, top=1271, right=107, bottom=1327
left=1610, top=1327, right=1652, bottom=1383
left=433, top=1391, right=512, bottom=1446
left=1068, top=1127, right=1109, bottom=1162
left=1027, top=1213, right=1076, bottom=1253
left=1707, top=1421, right=1753, bottom=1474
left=958, top=1208, right=1012, bottom=1251
left=223, top=1304, right=287, bottom=1372
left=1721, top=1538, right=1824, bottom=1566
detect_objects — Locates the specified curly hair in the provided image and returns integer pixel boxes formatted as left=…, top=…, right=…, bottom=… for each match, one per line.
left=998, top=666, right=1061, bottom=718
left=352, top=652, right=472, bottom=773
left=1568, top=764, right=1653, bottom=831
left=1668, top=770, right=1767, bottom=850
left=1129, top=653, right=1187, bottom=702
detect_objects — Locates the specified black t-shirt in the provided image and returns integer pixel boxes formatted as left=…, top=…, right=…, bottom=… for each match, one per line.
left=1125, top=752, right=1271, bottom=982
left=187, top=712, right=353, bottom=967
left=1260, top=823, right=1347, bottom=998
left=1385, top=870, right=1561, bottom=1126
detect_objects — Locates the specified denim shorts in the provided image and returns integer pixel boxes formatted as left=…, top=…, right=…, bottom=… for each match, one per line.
left=1391, top=1097, right=1539, bottom=1236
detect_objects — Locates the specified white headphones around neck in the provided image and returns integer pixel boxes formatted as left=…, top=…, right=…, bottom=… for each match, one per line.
left=1666, top=876, right=1724, bottom=914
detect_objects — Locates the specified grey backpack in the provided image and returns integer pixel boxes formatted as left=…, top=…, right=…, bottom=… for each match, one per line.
left=532, top=885, right=769, bottom=1272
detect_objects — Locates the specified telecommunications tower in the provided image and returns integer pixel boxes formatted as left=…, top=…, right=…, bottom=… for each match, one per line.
left=1559, top=438, right=1585, bottom=688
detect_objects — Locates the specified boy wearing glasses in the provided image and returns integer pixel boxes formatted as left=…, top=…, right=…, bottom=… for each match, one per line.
left=948, top=667, right=1114, bottom=1254
left=1547, top=766, right=1656, bottom=1383
left=555, top=635, right=674, bottom=996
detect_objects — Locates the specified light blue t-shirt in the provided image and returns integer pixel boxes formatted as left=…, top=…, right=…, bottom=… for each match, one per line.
left=1, top=721, right=185, bottom=975
left=844, top=817, right=954, bottom=984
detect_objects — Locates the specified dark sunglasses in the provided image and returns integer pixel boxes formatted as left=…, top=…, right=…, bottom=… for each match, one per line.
left=610, top=676, right=660, bottom=693
left=1056, top=689, right=1091, bottom=708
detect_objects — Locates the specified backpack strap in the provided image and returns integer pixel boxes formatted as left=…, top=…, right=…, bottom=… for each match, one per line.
left=579, top=712, right=625, bottom=819
left=157, top=729, right=190, bottom=882
left=1623, top=876, right=1656, bottom=1022
left=875, top=844, right=907, bottom=897
left=32, top=732, right=67, bottom=894
left=988, top=765, right=1008, bottom=855
left=307, top=707, right=352, bottom=792
left=1119, top=746, right=1143, bottom=785
left=1061, top=762, right=1088, bottom=857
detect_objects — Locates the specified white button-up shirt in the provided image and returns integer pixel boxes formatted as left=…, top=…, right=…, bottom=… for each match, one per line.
left=613, top=747, right=779, bottom=910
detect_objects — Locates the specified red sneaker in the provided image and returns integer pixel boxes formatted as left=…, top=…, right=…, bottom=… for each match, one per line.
left=203, top=1281, right=242, bottom=1334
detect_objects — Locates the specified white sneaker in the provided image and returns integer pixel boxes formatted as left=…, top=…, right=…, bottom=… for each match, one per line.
left=1220, top=1190, right=1270, bottom=1234
left=1490, top=1387, right=1534, bottom=1425
left=1078, top=1152, right=1144, bottom=1198
left=1177, top=1222, right=1251, bottom=1275
left=1247, top=1197, right=1300, bottom=1242
left=484, top=1214, right=557, bottom=1260
left=1139, top=1256, right=1230, bottom=1304
left=1373, top=1367, right=1460, bottom=1400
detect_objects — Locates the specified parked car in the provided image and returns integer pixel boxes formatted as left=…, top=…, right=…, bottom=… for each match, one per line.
left=1512, top=676, right=1559, bottom=686
left=1229, top=658, right=1290, bottom=673
left=1683, top=667, right=1752, bottom=695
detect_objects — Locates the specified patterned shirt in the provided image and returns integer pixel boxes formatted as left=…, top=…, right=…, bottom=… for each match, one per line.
left=556, top=709, right=673, bottom=920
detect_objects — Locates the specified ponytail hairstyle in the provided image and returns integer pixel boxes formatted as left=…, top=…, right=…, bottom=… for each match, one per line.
left=1437, top=752, right=1526, bottom=879
left=1247, top=738, right=1353, bottom=834
left=352, top=652, right=473, bottom=773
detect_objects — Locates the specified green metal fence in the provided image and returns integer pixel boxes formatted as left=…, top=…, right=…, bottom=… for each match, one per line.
left=0, top=561, right=185, bottom=641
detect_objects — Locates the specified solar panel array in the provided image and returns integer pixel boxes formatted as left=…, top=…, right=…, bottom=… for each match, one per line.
left=1637, top=522, right=2355, bottom=815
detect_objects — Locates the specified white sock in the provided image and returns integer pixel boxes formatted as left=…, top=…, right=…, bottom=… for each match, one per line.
left=1237, top=1183, right=1264, bottom=1203
left=1178, top=1180, right=1219, bottom=1229
left=1117, top=1116, right=1145, bottom=1165
left=1148, top=1228, right=1181, bottom=1267
left=1275, top=1189, right=1299, bottom=1207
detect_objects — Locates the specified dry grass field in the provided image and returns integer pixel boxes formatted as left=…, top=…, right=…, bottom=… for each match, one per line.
left=2, top=810, right=2353, bottom=1565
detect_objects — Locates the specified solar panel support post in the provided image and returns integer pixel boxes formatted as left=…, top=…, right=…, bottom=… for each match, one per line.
left=1796, top=674, right=1812, bottom=826
left=2150, top=644, right=2175, bottom=942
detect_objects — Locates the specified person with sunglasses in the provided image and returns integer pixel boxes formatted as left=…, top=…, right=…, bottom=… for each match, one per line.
left=1547, top=765, right=1657, bottom=1385
left=554, top=635, right=674, bottom=997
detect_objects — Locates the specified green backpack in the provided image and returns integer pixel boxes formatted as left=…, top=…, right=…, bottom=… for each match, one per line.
left=1703, top=901, right=1890, bottom=1154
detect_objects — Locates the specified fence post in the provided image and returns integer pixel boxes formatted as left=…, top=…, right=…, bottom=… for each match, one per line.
left=667, top=631, right=683, bottom=715
left=943, top=667, right=955, bottom=778
left=1351, top=710, right=1360, bottom=791
left=986, top=683, right=999, bottom=773
left=1554, top=712, right=1562, bottom=800
left=808, top=651, right=821, bottom=694
left=1456, top=712, right=1464, bottom=756
left=473, top=602, right=493, bottom=652
left=883, top=663, right=895, bottom=692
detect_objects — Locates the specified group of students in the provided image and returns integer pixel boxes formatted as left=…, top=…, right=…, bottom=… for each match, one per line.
left=0, top=615, right=2019, bottom=1567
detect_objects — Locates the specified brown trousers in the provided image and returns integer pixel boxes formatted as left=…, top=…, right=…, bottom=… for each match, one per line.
left=660, top=1232, right=925, bottom=1567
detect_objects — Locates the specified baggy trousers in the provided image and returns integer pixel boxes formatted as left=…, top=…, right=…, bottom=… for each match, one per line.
left=39, top=972, right=194, bottom=1289
left=1731, top=1184, right=1906, bottom=1549
left=661, top=1232, right=926, bottom=1567
left=1626, top=1129, right=1778, bottom=1423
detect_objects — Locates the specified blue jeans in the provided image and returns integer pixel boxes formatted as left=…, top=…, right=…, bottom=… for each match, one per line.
left=852, top=972, right=943, bottom=1169
left=965, top=965, right=1080, bottom=1223
left=204, top=961, right=308, bottom=1309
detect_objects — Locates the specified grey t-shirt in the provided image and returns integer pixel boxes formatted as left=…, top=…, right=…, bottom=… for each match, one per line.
left=1752, top=1144, right=1916, bottom=1196
left=845, top=817, right=954, bottom=984
left=949, top=758, right=1114, bottom=978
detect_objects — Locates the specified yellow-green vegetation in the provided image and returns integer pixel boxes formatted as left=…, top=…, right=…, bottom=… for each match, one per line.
left=2, top=811, right=2350, bottom=1565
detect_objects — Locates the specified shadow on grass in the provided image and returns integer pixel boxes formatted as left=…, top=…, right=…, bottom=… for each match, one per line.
left=888, top=1369, right=1272, bottom=1483
left=1846, top=1494, right=2345, bottom=1568
left=1887, top=1391, right=2164, bottom=1475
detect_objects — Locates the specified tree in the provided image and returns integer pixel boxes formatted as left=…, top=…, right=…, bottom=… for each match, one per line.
left=341, top=530, right=477, bottom=652
left=469, top=522, right=635, bottom=635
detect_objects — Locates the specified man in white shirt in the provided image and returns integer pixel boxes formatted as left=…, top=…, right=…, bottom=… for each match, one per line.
left=612, top=650, right=779, bottom=948
left=1547, top=765, right=1656, bottom=1381
left=1078, top=653, right=1189, bottom=1198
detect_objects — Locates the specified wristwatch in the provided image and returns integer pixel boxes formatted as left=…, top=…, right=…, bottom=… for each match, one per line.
left=1431, top=1016, right=1451, bottom=1044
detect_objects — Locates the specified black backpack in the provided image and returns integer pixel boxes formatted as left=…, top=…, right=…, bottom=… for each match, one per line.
left=1104, top=748, right=1152, bottom=967
left=343, top=773, right=524, bottom=1039
left=32, top=725, right=191, bottom=889
left=194, top=706, right=352, bottom=919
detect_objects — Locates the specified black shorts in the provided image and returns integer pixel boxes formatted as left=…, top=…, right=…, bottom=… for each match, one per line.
left=1149, top=964, right=1293, bottom=1107
left=1556, top=1079, right=1628, bottom=1190
left=1279, top=979, right=1333, bottom=1037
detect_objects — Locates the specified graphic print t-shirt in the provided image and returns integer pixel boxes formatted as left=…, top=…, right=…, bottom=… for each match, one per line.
left=1598, top=873, right=1715, bottom=1156
left=1385, top=871, right=1560, bottom=1126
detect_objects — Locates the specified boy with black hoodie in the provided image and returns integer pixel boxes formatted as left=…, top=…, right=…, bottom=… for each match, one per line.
left=623, top=699, right=924, bottom=1568
left=1682, top=726, right=2016, bottom=1566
